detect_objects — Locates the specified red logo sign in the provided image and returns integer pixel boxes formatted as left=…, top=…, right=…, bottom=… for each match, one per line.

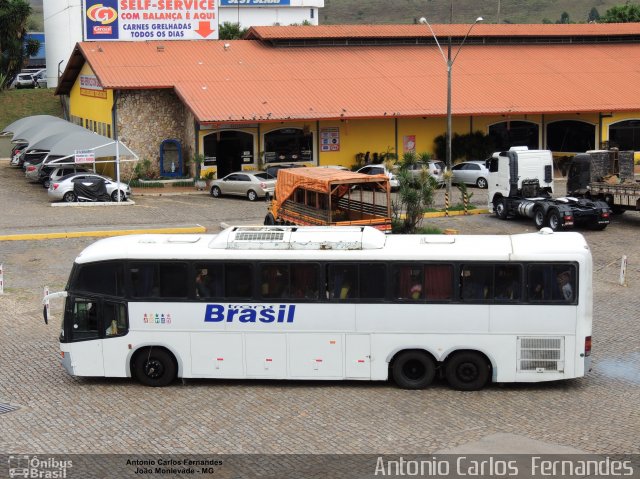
left=93, top=25, right=113, bottom=34
left=87, top=4, right=118, bottom=24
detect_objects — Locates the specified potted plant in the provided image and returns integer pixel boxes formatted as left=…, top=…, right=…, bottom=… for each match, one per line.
left=203, top=170, right=216, bottom=187
left=193, top=154, right=206, bottom=190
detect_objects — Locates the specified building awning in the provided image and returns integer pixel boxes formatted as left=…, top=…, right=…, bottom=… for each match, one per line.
left=1, top=115, right=64, bottom=140
left=1, top=115, right=137, bottom=159
left=46, top=130, right=137, bottom=158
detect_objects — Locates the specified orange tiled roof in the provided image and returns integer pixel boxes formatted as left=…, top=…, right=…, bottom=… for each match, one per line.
left=245, top=23, right=640, bottom=40
left=60, top=25, right=640, bottom=123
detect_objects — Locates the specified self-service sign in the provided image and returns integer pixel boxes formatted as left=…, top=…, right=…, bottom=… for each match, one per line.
left=75, top=150, right=96, bottom=164
left=84, top=0, right=218, bottom=41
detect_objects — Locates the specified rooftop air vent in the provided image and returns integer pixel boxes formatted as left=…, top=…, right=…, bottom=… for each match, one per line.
left=209, top=226, right=386, bottom=250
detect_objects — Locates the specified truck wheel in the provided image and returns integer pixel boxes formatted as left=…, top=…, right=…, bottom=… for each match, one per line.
left=494, top=198, right=508, bottom=220
left=264, top=213, right=275, bottom=225
left=547, top=209, right=561, bottom=231
left=534, top=207, right=546, bottom=229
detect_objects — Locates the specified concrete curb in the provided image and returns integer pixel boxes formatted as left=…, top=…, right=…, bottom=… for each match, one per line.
left=422, top=208, right=490, bottom=218
left=0, top=224, right=207, bottom=242
left=51, top=200, right=136, bottom=207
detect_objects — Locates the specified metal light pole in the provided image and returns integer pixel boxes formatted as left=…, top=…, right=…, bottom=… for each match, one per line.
left=419, top=15, right=483, bottom=208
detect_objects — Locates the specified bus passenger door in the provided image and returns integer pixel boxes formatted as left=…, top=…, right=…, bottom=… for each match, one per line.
left=345, top=334, right=371, bottom=379
left=66, top=296, right=104, bottom=376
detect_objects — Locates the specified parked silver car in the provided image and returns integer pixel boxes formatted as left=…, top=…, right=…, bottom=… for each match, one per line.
left=45, top=165, right=91, bottom=189
left=402, top=160, right=445, bottom=185
left=355, top=164, right=400, bottom=191
left=451, top=160, right=489, bottom=188
left=48, top=173, right=131, bottom=202
left=209, top=171, right=276, bottom=201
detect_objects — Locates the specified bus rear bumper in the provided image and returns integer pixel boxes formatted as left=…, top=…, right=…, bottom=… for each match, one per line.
left=60, top=351, right=74, bottom=375
left=584, top=355, right=592, bottom=374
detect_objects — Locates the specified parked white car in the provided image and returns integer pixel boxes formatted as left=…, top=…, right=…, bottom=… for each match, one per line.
left=12, top=73, right=36, bottom=89
left=451, top=160, right=489, bottom=189
left=48, top=173, right=131, bottom=202
left=355, top=164, right=400, bottom=191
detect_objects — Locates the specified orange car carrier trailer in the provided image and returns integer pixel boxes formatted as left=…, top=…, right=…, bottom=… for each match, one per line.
left=264, top=167, right=392, bottom=232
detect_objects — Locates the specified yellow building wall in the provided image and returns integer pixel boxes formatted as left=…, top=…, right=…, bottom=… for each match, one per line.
left=196, top=112, right=640, bottom=178
left=69, top=63, right=114, bottom=127
left=69, top=63, right=115, bottom=176
left=317, top=119, right=396, bottom=168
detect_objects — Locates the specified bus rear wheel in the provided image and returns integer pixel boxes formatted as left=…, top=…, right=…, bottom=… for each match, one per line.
left=391, top=350, right=436, bottom=389
left=445, top=351, right=490, bottom=391
left=133, top=348, right=177, bottom=387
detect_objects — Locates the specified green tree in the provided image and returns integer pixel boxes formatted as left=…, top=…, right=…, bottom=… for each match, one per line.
left=556, top=11, right=571, bottom=23
left=601, top=3, right=640, bottom=22
left=218, top=22, right=248, bottom=40
left=588, top=7, right=600, bottom=22
left=0, top=0, right=38, bottom=89
left=434, top=131, right=496, bottom=163
left=391, top=151, right=436, bottom=234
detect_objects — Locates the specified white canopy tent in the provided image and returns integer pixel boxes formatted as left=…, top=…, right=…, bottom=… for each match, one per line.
left=3, top=115, right=139, bottom=203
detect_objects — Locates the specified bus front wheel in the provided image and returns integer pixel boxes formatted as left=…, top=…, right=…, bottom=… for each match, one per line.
left=391, top=350, right=436, bottom=389
left=445, top=351, right=490, bottom=391
left=133, top=347, right=177, bottom=387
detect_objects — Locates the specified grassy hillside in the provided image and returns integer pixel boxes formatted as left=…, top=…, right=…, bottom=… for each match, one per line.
left=320, top=0, right=627, bottom=25
left=0, top=88, right=63, bottom=157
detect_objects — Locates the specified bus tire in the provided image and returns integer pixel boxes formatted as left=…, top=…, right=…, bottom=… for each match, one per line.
left=445, top=351, right=490, bottom=391
left=133, top=347, right=177, bottom=387
left=391, top=350, right=436, bottom=389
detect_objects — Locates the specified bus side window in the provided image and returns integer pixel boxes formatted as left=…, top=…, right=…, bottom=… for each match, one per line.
left=195, top=263, right=223, bottom=299
left=393, top=265, right=423, bottom=300
left=527, top=264, right=576, bottom=303
left=494, top=265, right=521, bottom=301
left=129, top=263, right=158, bottom=298
left=290, top=263, right=319, bottom=299
left=225, top=263, right=253, bottom=299
left=68, top=297, right=99, bottom=341
left=261, top=264, right=290, bottom=299
left=328, top=264, right=357, bottom=300
left=460, top=264, right=493, bottom=301
left=104, top=301, right=127, bottom=337
left=158, top=263, right=188, bottom=298
left=424, top=264, right=453, bottom=300
left=359, top=263, right=386, bottom=300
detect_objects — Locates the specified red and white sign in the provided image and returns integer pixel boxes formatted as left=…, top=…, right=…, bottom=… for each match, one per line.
left=320, top=127, right=340, bottom=152
left=75, top=150, right=96, bottom=164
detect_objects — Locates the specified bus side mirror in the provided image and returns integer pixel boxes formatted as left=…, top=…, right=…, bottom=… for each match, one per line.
left=43, top=305, right=48, bottom=325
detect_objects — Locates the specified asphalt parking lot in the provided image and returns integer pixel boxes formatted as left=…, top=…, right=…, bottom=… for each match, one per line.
left=1, top=160, right=639, bottom=456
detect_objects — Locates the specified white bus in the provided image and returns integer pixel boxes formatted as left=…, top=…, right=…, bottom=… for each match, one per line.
left=44, top=226, right=593, bottom=390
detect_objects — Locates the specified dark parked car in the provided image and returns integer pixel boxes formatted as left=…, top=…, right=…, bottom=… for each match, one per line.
left=265, top=163, right=304, bottom=178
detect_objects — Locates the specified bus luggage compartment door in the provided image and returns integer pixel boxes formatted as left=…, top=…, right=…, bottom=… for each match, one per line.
left=190, top=333, right=244, bottom=378
left=345, top=334, right=371, bottom=379
left=288, top=334, right=343, bottom=378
